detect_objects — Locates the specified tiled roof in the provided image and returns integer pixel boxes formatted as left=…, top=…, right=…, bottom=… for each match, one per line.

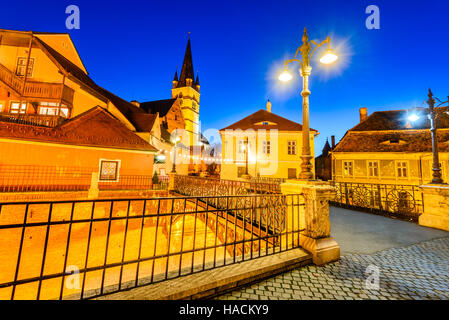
left=140, top=99, right=177, bottom=117
left=0, top=107, right=157, bottom=152
left=127, top=113, right=158, bottom=132
left=220, top=109, right=317, bottom=132
left=333, top=106, right=449, bottom=153
left=351, top=107, right=449, bottom=131
left=333, top=130, right=449, bottom=153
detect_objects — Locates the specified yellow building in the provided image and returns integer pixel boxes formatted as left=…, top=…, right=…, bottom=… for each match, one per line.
left=332, top=107, right=449, bottom=186
left=220, top=100, right=318, bottom=180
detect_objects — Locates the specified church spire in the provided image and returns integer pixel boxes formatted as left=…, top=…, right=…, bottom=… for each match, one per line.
left=177, top=36, right=195, bottom=88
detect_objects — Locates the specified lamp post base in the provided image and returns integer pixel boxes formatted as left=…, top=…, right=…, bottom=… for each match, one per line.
left=299, top=154, right=314, bottom=180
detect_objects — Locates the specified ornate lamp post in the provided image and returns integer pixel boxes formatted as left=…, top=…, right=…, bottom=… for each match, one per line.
left=409, top=89, right=449, bottom=184
left=171, top=136, right=181, bottom=173
left=279, top=27, right=338, bottom=180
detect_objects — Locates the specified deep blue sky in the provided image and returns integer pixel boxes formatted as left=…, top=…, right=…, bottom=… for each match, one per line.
left=2, top=0, right=448, bottom=155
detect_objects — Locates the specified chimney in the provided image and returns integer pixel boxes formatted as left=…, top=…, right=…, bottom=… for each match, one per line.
left=130, top=100, right=140, bottom=108
left=266, top=99, right=272, bottom=113
left=331, top=135, right=336, bottom=149
left=359, top=107, right=368, bottom=122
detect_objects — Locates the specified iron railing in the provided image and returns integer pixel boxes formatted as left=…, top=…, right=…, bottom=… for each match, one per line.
left=250, top=177, right=286, bottom=185
left=329, top=181, right=423, bottom=221
left=0, top=165, right=158, bottom=193
left=0, top=193, right=303, bottom=300
left=174, top=175, right=282, bottom=197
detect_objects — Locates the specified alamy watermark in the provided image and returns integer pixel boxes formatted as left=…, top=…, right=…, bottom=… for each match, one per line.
left=66, top=5, right=80, bottom=30
left=365, top=264, right=380, bottom=290
left=365, top=5, right=380, bottom=30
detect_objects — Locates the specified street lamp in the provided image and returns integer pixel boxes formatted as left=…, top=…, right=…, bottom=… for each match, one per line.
left=279, top=27, right=338, bottom=180
left=171, top=136, right=181, bottom=173
left=408, top=89, right=449, bottom=184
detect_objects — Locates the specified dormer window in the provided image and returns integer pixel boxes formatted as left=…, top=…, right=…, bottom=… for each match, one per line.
left=380, top=139, right=407, bottom=145
left=254, top=120, right=277, bottom=126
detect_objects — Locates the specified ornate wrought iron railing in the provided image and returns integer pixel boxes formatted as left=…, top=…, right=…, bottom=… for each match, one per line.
left=329, top=181, right=423, bottom=221
left=0, top=165, right=160, bottom=193
left=0, top=112, right=65, bottom=127
left=173, top=175, right=282, bottom=197
left=0, top=193, right=303, bottom=300
left=250, top=177, right=286, bottom=185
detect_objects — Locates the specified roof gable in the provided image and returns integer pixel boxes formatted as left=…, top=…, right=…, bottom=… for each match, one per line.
left=35, top=33, right=87, bottom=73
left=220, top=109, right=317, bottom=132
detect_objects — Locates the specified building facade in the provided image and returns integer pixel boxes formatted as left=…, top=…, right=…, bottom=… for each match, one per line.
left=0, top=29, right=160, bottom=191
left=332, top=107, right=449, bottom=186
left=220, top=101, right=318, bottom=181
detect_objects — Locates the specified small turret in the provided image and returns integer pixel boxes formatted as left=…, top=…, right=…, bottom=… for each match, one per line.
left=195, top=73, right=200, bottom=92
left=173, top=69, right=178, bottom=88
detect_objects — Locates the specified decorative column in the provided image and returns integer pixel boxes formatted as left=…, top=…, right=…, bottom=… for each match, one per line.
left=281, top=180, right=340, bottom=265
left=88, top=172, right=99, bottom=199
left=299, top=66, right=314, bottom=180
left=419, top=184, right=449, bottom=231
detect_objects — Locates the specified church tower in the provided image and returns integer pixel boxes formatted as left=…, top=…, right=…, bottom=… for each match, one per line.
left=171, top=36, right=201, bottom=146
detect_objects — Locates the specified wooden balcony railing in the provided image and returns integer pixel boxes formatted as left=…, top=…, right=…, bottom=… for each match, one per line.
left=0, top=112, right=65, bottom=127
left=0, top=62, right=74, bottom=104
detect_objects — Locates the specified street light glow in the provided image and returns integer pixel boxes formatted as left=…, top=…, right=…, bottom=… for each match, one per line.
left=278, top=69, right=293, bottom=82
left=320, top=49, right=338, bottom=64
left=408, top=114, right=420, bottom=122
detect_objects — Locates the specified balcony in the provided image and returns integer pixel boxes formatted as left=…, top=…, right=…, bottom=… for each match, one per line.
left=0, top=112, right=65, bottom=127
left=0, top=62, right=74, bottom=105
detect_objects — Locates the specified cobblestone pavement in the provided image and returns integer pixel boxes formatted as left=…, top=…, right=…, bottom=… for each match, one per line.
left=216, top=237, right=449, bottom=300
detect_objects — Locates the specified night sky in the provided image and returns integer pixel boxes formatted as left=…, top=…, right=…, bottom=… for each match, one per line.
left=2, top=0, right=448, bottom=155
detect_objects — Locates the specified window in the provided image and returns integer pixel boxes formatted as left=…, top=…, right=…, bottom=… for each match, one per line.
left=287, top=141, right=296, bottom=155
left=10, top=101, right=27, bottom=114
left=16, top=57, right=34, bottom=77
left=263, top=141, right=271, bottom=154
left=38, top=102, right=70, bottom=118
left=343, top=161, right=353, bottom=176
left=262, top=122, right=269, bottom=125
left=368, top=161, right=379, bottom=177
left=159, top=168, right=166, bottom=176
left=396, top=161, right=408, bottom=178
left=39, top=107, right=59, bottom=116
left=0, top=102, right=3, bottom=112
left=238, top=140, right=247, bottom=154
left=99, top=160, right=120, bottom=181
left=288, top=168, right=297, bottom=179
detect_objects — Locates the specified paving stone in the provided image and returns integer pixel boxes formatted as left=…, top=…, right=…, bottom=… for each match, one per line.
left=216, top=237, right=449, bottom=301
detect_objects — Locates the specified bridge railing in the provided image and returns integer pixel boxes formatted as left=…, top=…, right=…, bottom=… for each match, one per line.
left=329, top=181, right=423, bottom=221
left=0, top=193, right=303, bottom=300
left=173, top=174, right=281, bottom=197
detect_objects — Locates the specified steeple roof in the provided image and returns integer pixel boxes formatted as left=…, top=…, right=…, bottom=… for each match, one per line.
left=177, top=37, right=195, bottom=88
left=173, top=69, right=178, bottom=82
left=195, top=73, right=200, bottom=86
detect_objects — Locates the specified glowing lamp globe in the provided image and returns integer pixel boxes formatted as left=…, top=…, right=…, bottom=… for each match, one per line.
left=320, top=49, right=338, bottom=64
left=278, top=70, right=293, bottom=82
